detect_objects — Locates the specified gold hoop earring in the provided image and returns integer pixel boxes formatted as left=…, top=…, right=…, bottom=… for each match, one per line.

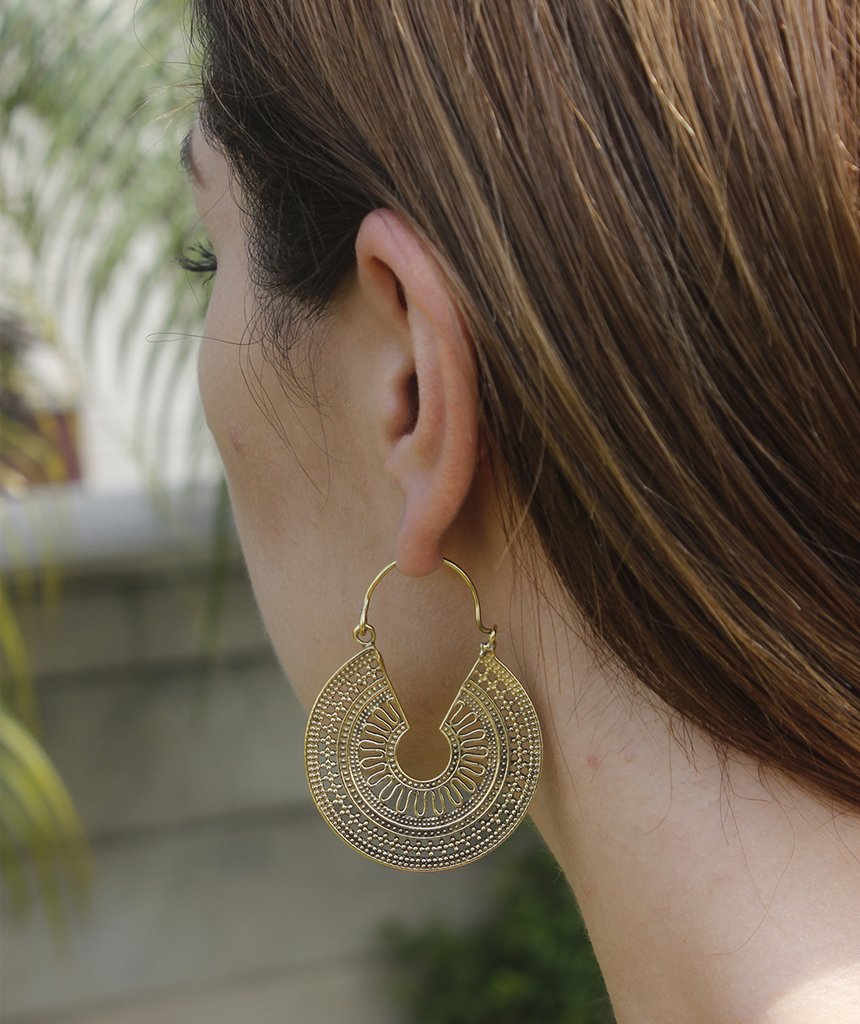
left=304, top=558, right=542, bottom=872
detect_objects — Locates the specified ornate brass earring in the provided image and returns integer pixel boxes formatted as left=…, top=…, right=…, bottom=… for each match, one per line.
left=304, top=559, right=542, bottom=871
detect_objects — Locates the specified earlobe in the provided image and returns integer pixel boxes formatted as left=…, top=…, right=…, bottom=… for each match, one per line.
left=355, top=209, right=480, bottom=579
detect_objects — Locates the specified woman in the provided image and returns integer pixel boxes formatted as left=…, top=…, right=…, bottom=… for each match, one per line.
left=181, top=2, right=860, bottom=1020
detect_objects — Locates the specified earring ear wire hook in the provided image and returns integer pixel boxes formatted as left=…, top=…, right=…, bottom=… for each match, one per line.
left=354, top=558, right=497, bottom=649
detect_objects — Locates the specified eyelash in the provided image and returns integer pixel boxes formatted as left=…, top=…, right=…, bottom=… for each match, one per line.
left=178, top=242, right=218, bottom=281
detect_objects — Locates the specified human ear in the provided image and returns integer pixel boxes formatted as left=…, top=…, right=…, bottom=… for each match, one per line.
left=354, top=208, right=479, bottom=578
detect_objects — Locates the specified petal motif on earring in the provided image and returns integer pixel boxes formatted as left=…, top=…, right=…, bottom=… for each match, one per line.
left=304, top=559, right=543, bottom=872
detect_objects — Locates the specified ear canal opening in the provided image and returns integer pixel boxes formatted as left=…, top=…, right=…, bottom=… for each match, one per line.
left=403, top=370, right=419, bottom=435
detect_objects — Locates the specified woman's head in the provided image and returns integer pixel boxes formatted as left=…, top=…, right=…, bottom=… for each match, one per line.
left=187, top=2, right=860, bottom=808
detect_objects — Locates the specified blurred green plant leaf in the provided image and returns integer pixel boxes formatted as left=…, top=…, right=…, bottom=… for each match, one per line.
left=381, top=826, right=615, bottom=1024
left=0, top=688, right=91, bottom=932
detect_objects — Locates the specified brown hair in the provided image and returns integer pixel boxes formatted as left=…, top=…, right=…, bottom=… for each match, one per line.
left=190, top=1, right=860, bottom=811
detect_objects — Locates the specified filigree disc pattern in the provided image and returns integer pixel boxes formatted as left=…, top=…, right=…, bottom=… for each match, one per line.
left=304, top=645, right=542, bottom=871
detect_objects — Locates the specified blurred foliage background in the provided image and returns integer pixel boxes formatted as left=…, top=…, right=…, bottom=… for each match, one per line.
left=383, top=825, right=615, bottom=1024
left=1, top=0, right=213, bottom=928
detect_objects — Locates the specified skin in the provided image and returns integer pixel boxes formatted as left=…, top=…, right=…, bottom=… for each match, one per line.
left=188, top=120, right=860, bottom=1024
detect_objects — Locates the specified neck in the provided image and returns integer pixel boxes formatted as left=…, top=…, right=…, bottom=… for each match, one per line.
left=513, top=582, right=860, bottom=1024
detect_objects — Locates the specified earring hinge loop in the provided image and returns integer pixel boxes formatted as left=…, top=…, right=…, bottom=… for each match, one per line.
left=354, top=559, right=496, bottom=650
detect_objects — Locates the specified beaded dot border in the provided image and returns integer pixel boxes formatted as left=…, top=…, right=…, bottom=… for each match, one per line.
left=304, top=642, right=543, bottom=872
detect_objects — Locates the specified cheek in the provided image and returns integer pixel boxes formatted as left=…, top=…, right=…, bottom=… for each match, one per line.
left=197, top=271, right=300, bottom=543
left=198, top=316, right=328, bottom=564
left=190, top=207, right=397, bottom=708
left=197, top=307, right=393, bottom=711
left=197, top=262, right=250, bottom=450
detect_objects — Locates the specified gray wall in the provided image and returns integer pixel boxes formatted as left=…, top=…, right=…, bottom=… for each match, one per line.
left=1, top=553, right=523, bottom=1023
